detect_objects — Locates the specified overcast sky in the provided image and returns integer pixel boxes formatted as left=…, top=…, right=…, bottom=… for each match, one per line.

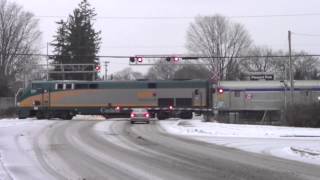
left=13, top=0, right=320, bottom=74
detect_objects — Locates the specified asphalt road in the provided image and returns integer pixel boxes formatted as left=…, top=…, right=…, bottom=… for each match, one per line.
left=34, top=119, right=320, bottom=180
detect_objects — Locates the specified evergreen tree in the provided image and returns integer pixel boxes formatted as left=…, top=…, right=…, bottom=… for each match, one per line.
left=51, top=0, right=101, bottom=80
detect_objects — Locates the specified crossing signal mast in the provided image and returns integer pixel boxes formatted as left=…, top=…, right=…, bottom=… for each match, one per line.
left=128, top=55, right=198, bottom=65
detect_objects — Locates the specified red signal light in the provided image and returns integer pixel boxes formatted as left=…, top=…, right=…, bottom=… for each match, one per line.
left=173, top=56, right=180, bottom=62
left=169, top=105, right=173, bottom=110
left=95, top=65, right=101, bottom=72
left=137, top=56, right=143, bottom=63
left=129, top=56, right=143, bottom=63
left=165, top=56, right=180, bottom=62
left=218, top=88, right=224, bottom=94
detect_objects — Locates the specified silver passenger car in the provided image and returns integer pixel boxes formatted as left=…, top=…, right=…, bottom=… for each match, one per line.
left=130, top=108, right=150, bottom=124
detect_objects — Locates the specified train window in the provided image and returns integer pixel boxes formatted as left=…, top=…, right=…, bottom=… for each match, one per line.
left=56, top=84, right=63, bottom=90
left=65, top=84, right=72, bottom=90
left=234, top=91, right=240, bottom=97
left=148, top=83, right=157, bottom=89
left=75, top=84, right=88, bottom=89
left=89, top=84, right=98, bottom=89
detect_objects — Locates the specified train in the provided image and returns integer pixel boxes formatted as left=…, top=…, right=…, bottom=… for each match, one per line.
left=15, top=79, right=320, bottom=121
left=15, top=80, right=213, bottom=120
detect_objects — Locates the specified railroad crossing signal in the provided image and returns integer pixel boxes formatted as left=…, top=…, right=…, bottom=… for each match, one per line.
left=165, top=56, right=180, bottom=62
left=95, top=65, right=101, bottom=72
left=128, top=55, right=202, bottom=66
left=218, top=88, right=224, bottom=94
left=129, top=56, right=144, bottom=63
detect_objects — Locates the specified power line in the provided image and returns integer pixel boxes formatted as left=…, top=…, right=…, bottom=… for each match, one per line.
left=8, top=53, right=320, bottom=59
left=103, top=45, right=185, bottom=49
left=229, top=13, right=320, bottom=18
left=292, top=32, right=320, bottom=37
left=35, top=13, right=320, bottom=20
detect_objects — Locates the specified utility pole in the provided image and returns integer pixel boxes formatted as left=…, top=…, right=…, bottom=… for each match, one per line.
left=104, top=61, right=110, bottom=80
left=288, top=30, right=294, bottom=104
left=46, top=42, right=49, bottom=80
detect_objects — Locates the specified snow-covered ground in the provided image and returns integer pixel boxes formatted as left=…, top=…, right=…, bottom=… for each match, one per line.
left=0, top=118, right=56, bottom=180
left=1, top=117, right=319, bottom=179
left=159, top=119, right=320, bottom=165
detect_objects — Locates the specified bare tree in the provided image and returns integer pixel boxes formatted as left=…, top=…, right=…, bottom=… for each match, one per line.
left=173, top=64, right=210, bottom=79
left=112, top=67, right=143, bottom=80
left=0, top=0, right=41, bottom=96
left=240, top=46, right=280, bottom=77
left=146, top=60, right=179, bottom=80
left=186, top=15, right=251, bottom=80
left=293, top=52, right=319, bottom=80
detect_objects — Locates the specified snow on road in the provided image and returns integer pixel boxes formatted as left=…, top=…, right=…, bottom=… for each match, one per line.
left=159, top=119, right=320, bottom=165
left=0, top=118, right=56, bottom=180
left=0, top=117, right=319, bottom=179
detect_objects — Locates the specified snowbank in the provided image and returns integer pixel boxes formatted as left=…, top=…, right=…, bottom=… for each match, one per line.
left=160, top=119, right=320, bottom=165
left=160, top=119, right=320, bottom=138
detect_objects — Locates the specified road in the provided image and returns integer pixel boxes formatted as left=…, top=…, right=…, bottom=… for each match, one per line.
left=33, top=119, right=320, bottom=180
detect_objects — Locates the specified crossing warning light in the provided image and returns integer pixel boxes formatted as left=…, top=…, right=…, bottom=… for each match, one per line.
left=129, top=56, right=143, bottom=63
left=218, top=88, right=224, bottom=94
left=165, top=56, right=180, bottom=62
left=129, top=57, right=135, bottom=63
left=95, top=65, right=101, bottom=72
left=137, top=56, right=143, bottom=63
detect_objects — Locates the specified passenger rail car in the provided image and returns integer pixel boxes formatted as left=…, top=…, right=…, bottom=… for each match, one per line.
left=16, top=80, right=213, bottom=120
left=214, top=80, right=320, bottom=122
left=215, top=80, right=320, bottom=111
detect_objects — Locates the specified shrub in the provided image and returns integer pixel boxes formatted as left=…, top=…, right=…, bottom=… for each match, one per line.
left=0, top=107, right=17, bottom=118
left=286, top=103, right=320, bottom=127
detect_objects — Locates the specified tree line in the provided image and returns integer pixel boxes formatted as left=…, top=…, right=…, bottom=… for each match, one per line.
left=114, top=15, right=320, bottom=81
